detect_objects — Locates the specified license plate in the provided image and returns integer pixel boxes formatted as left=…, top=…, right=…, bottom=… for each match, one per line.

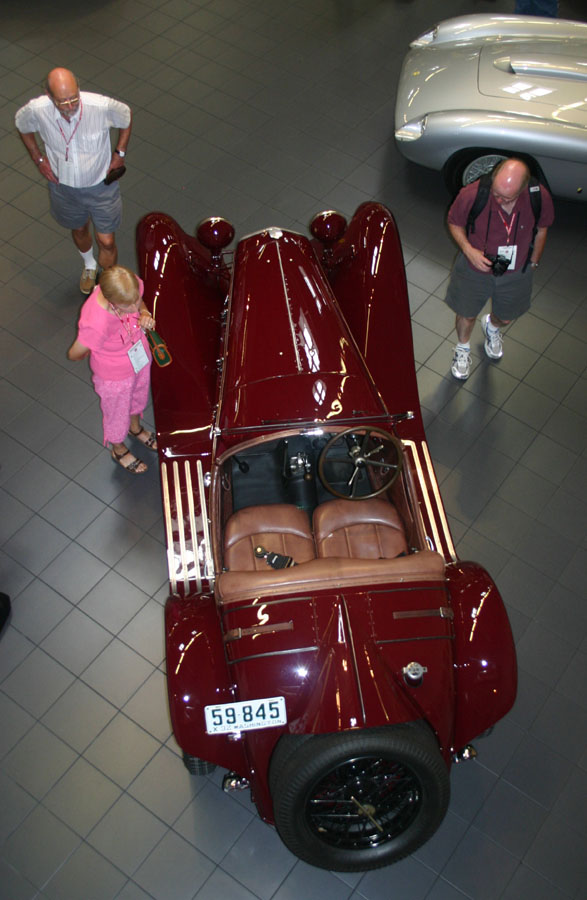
left=204, top=696, right=287, bottom=735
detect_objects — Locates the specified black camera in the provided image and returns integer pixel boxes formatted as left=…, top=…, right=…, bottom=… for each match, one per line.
left=486, top=254, right=510, bottom=277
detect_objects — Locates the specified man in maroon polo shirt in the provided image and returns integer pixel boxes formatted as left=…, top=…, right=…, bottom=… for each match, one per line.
left=445, top=158, right=554, bottom=380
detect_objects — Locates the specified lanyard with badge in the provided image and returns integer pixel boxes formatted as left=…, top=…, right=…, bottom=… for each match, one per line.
left=484, top=205, right=520, bottom=270
left=110, top=304, right=150, bottom=374
left=56, top=98, right=83, bottom=182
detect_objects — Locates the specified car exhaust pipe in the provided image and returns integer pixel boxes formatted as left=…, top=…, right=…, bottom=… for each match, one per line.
left=452, top=744, right=477, bottom=763
left=222, top=772, right=250, bottom=793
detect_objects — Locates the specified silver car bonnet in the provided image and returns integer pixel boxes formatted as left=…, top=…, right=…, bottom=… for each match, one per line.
left=479, top=43, right=587, bottom=127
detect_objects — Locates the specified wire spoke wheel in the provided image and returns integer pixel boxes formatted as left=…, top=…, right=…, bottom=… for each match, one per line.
left=307, top=756, right=422, bottom=850
left=269, top=725, right=450, bottom=871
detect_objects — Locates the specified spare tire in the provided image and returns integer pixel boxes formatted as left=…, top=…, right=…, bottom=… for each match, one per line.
left=269, top=723, right=450, bottom=872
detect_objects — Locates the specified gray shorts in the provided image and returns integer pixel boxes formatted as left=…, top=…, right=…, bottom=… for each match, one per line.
left=445, top=252, right=533, bottom=321
left=49, top=181, right=122, bottom=233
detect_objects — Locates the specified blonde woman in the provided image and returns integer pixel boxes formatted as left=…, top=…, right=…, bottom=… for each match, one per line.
left=68, top=265, right=157, bottom=473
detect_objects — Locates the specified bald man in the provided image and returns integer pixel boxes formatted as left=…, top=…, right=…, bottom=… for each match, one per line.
left=15, top=68, right=132, bottom=294
left=445, top=158, right=554, bottom=380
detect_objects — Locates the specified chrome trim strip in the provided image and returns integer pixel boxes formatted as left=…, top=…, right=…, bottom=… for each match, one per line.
left=393, top=607, right=454, bottom=620
left=173, top=461, right=189, bottom=594
left=376, top=635, right=454, bottom=645
left=224, top=621, right=294, bottom=642
left=184, top=460, right=202, bottom=594
left=161, top=462, right=177, bottom=594
left=421, top=441, right=457, bottom=561
left=341, top=597, right=366, bottom=726
left=402, top=439, right=444, bottom=558
left=227, top=646, right=319, bottom=665
left=275, top=238, right=303, bottom=373
left=197, top=459, right=214, bottom=583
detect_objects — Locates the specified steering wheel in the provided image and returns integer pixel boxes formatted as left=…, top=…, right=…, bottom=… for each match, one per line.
left=318, top=428, right=403, bottom=500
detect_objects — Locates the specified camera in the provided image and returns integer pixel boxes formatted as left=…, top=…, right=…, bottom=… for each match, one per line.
left=486, top=254, right=510, bottom=277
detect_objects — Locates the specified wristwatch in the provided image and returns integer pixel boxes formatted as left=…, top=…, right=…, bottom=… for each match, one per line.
left=530, top=262, right=539, bottom=269
left=115, top=148, right=126, bottom=158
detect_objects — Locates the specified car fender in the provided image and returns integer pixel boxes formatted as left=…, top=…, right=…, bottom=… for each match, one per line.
left=446, top=562, right=517, bottom=750
left=165, top=593, right=248, bottom=774
left=396, top=110, right=587, bottom=169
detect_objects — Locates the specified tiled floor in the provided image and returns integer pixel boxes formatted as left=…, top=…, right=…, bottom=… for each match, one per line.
left=1, top=1, right=586, bottom=898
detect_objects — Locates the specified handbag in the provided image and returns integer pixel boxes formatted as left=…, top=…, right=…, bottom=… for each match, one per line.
left=146, top=329, right=172, bottom=367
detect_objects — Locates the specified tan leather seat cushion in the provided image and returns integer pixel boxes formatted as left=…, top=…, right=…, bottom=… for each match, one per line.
left=217, top=551, right=445, bottom=603
left=313, top=498, right=408, bottom=559
left=224, top=503, right=315, bottom=571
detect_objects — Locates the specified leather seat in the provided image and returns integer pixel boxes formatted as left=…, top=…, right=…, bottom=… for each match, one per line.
left=224, top=503, right=315, bottom=571
left=313, top=498, right=408, bottom=560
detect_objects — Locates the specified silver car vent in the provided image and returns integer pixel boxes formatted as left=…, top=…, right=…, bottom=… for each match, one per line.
left=494, top=55, right=587, bottom=82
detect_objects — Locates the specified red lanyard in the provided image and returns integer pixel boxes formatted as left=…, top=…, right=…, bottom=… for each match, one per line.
left=109, top=303, right=139, bottom=344
left=496, top=208, right=517, bottom=245
left=57, top=98, right=83, bottom=162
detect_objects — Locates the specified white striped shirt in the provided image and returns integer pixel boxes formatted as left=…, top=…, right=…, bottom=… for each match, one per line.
left=15, top=91, right=131, bottom=188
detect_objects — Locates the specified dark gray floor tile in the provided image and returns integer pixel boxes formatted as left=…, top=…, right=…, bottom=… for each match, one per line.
left=502, top=734, right=572, bottom=809
left=524, top=814, right=587, bottom=898
left=472, top=780, right=546, bottom=857
left=441, top=826, right=518, bottom=900
left=500, top=864, right=573, bottom=900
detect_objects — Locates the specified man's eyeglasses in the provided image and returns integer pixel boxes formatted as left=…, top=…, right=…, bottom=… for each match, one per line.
left=52, top=94, right=80, bottom=108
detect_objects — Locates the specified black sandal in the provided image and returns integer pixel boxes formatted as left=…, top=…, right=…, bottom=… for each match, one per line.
left=128, top=427, right=157, bottom=451
left=111, top=446, right=147, bottom=474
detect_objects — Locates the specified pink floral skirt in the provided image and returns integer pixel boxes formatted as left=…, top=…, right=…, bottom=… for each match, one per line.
left=93, top=365, right=151, bottom=445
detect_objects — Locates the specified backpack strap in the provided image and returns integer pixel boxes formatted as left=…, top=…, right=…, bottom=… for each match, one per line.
left=522, top=176, right=542, bottom=272
left=465, top=173, right=492, bottom=236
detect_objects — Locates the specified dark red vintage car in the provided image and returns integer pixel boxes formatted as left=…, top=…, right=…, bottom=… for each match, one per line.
left=136, top=202, right=517, bottom=872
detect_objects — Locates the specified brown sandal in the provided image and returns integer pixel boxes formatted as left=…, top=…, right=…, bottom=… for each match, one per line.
left=128, top=427, right=157, bottom=451
left=111, top=446, right=147, bottom=474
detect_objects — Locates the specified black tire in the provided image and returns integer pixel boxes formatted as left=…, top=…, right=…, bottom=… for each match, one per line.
left=182, top=752, right=216, bottom=775
left=269, top=724, right=450, bottom=872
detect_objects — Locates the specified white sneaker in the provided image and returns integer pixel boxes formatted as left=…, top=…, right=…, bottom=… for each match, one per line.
left=482, top=314, right=503, bottom=359
left=451, top=346, right=471, bottom=380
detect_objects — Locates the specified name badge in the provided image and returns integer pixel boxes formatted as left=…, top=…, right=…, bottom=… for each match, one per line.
left=497, top=244, right=517, bottom=270
left=128, top=339, right=150, bottom=374
left=58, top=157, right=75, bottom=185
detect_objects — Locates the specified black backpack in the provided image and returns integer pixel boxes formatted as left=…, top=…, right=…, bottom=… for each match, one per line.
left=465, top=172, right=543, bottom=271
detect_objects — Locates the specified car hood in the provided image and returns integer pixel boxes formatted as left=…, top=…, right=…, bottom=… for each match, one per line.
left=217, top=228, right=387, bottom=434
left=397, top=20, right=587, bottom=130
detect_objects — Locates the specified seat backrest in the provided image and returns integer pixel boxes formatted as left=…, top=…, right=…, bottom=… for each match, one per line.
left=313, top=498, right=408, bottom=560
left=224, top=503, right=315, bottom=571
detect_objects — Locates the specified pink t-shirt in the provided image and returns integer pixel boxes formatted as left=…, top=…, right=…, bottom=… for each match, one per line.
left=448, top=180, right=554, bottom=272
left=77, top=278, right=151, bottom=380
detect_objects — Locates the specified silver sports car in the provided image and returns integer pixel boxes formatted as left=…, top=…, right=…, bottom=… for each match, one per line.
left=394, top=15, right=587, bottom=200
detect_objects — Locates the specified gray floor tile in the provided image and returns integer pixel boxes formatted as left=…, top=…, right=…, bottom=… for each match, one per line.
left=1, top=648, right=74, bottom=719
left=355, top=855, right=437, bottom=900
left=42, top=841, right=127, bottom=900
left=87, top=793, right=168, bottom=878
left=78, top=569, right=150, bottom=635
left=41, top=679, right=117, bottom=755
left=127, top=745, right=199, bottom=825
left=1, top=722, right=77, bottom=801
left=441, top=826, right=518, bottom=900
left=220, top=818, right=296, bottom=900
left=84, top=712, right=159, bottom=789
left=2, top=805, right=80, bottom=891
left=81, top=639, right=154, bottom=709
left=41, top=607, right=113, bottom=676
left=133, top=830, right=215, bottom=900
left=524, top=814, right=587, bottom=898
left=40, top=542, right=110, bottom=604
left=174, top=780, right=253, bottom=864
